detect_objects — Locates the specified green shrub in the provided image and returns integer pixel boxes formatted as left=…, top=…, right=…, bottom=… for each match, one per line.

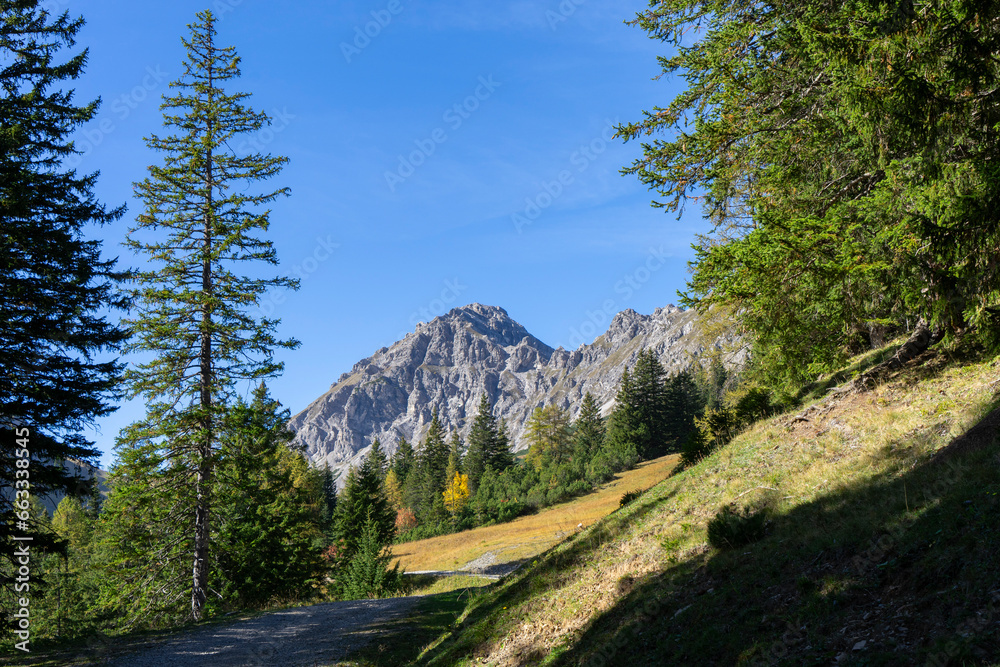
left=679, top=427, right=713, bottom=468
left=619, top=489, right=643, bottom=508
left=730, top=386, right=775, bottom=424
left=707, top=503, right=770, bottom=549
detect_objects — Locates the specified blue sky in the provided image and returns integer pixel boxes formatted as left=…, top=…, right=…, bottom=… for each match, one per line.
left=57, top=0, right=706, bottom=467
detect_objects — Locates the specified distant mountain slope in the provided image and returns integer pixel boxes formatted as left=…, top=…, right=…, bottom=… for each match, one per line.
left=288, top=303, right=735, bottom=480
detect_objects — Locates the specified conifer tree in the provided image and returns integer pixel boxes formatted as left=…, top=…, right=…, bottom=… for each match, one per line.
left=464, top=394, right=513, bottom=493
left=340, top=509, right=401, bottom=600
left=664, top=369, right=703, bottom=449
left=416, top=409, right=449, bottom=521
left=572, top=393, right=605, bottom=472
left=332, top=442, right=395, bottom=570
left=391, top=436, right=414, bottom=482
left=212, top=385, right=326, bottom=608
left=1, top=1, right=126, bottom=570
left=384, top=469, right=403, bottom=512
left=622, top=0, right=1000, bottom=383
left=445, top=431, right=463, bottom=482
left=525, top=405, right=572, bottom=470
left=601, top=368, right=643, bottom=470
left=361, top=438, right=388, bottom=483
left=110, top=10, right=297, bottom=621
left=630, top=350, right=669, bottom=458
left=320, top=463, right=338, bottom=541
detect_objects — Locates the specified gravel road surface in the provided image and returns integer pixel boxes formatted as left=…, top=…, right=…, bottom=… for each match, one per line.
left=106, top=596, right=422, bottom=666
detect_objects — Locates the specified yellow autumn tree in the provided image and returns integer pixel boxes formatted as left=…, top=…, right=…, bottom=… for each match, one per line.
left=384, top=469, right=403, bottom=511
left=442, top=472, right=470, bottom=514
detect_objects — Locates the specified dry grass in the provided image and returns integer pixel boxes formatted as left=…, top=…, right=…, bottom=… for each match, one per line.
left=412, top=344, right=1000, bottom=666
left=391, top=454, right=679, bottom=573
left=405, top=575, right=492, bottom=597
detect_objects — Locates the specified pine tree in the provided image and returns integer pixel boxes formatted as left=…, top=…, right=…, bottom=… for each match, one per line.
left=1, top=1, right=126, bottom=572
left=384, top=469, right=403, bottom=512
left=361, top=438, right=388, bottom=484
left=621, top=0, right=1000, bottom=384
left=630, top=350, right=669, bottom=458
left=600, top=368, right=643, bottom=471
left=664, top=369, right=703, bottom=449
left=391, top=436, right=415, bottom=482
left=445, top=431, right=463, bottom=482
left=340, top=509, right=401, bottom=600
left=464, top=394, right=513, bottom=493
left=416, top=409, right=449, bottom=520
left=525, top=405, right=572, bottom=470
left=111, top=10, right=297, bottom=621
left=332, top=442, right=395, bottom=574
left=572, top=393, right=605, bottom=473
left=212, top=385, right=326, bottom=608
left=319, top=463, right=338, bottom=542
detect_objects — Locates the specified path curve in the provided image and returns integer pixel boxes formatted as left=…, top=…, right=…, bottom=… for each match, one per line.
left=107, top=596, right=422, bottom=666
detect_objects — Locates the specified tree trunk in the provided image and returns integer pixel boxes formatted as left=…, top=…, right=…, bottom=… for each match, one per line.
left=192, top=31, right=216, bottom=622
left=852, top=318, right=935, bottom=391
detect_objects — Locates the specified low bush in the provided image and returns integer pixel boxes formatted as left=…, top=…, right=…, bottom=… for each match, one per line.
left=707, top=503, right=770, bottom=549
left=619, top=489, right=643, bottom=508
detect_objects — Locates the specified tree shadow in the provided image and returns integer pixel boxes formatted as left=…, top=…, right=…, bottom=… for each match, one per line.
left=549, top=410, right=1000, bottom=666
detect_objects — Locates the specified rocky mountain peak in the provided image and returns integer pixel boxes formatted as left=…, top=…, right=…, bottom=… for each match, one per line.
left=289, top=303, right=736, bottom=485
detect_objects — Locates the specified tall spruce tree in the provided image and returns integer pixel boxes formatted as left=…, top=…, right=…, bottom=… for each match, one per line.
left=464, top=393, right=512, bottom=493
left=630, top=350, right=669, bottom=458
left=601, top=368, right=643, bottom=470
left=445, top=431, right=463, bottom=482
left=664, top=369, right=703, bottom=449
left=572, top=393, right=605, bottom=473
left=391, top=436, right=414, bottom=482
left=213, top=385, right=326, bottom=608
left=108, top=11, right=297, bottom=622
left=331, top=442, right=396, bottom=591
left=0, top=1, right=126, bottom=575
left=621, top=0, right=1000, bottom=385
left=416, top=409, right=449, bottom=521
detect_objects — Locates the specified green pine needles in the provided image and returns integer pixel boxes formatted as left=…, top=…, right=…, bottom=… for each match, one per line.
left=106, top=10, right=299, bottom=624
left=1, top=0, right=127, bottom=572
left=622, top=0, right=1000, bottom=387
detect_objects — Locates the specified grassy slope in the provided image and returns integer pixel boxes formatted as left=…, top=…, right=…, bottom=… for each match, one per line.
left=393, top=455, right=679, bottom=573
left=410, top=343, right=1000, bottom=666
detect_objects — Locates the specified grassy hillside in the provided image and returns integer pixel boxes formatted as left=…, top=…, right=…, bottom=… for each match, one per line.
left=393, top=455, right=679, bottom=573
left=405, top=342, right=1000, bottom=666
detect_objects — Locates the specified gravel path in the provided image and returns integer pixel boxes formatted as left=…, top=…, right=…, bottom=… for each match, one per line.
left=405, top=552, right=528, bottom=581
left=106, top=597, right=422, bottom=666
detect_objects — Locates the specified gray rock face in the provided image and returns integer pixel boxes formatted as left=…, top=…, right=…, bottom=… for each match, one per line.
left=288, top=303, right=736, bottom=482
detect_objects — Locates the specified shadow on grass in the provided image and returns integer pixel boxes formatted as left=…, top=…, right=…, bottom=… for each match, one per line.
left=548, top=408, right=1000, bottom=666
left=413, top=485, right=680, bottom=666
left=414, top=383, right=1000, bottom=667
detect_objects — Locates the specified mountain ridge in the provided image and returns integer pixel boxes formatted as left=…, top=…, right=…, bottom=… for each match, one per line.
left=288, top=303, right=735, bottom=482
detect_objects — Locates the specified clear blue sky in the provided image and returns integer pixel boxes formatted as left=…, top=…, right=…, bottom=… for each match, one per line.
left=60, top=0, right=706, bottom=468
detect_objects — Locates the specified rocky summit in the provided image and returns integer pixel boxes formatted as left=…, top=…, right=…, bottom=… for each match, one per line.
left=288, top=303, right=734, bottom=482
